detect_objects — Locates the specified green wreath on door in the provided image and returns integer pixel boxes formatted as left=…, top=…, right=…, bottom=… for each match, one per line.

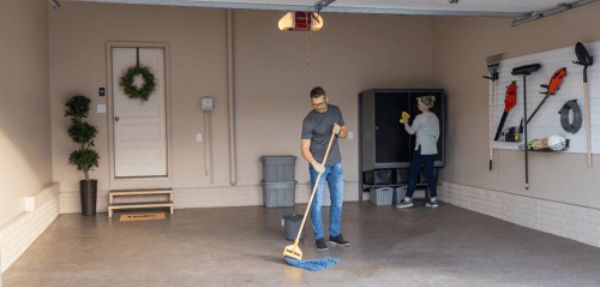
left=119, top=65, right=156, bottom=102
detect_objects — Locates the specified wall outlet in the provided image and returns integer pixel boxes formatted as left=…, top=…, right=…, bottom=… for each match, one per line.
left=196, top=133, right=203, bottom=142
left=24, top=196, right=35, bottom=212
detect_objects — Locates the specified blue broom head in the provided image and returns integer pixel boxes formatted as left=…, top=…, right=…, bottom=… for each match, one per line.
left=284, top=256, right=341, bottom=271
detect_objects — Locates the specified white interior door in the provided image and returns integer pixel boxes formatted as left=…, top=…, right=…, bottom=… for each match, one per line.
left=112, top=47, right=167, bottom=177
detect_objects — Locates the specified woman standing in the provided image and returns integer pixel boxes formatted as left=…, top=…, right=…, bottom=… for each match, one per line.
left=397, top=96, right=440, bottom=209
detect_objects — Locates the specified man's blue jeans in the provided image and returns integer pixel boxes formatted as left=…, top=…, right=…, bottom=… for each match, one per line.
left=309, top=162, right=344, bottom=240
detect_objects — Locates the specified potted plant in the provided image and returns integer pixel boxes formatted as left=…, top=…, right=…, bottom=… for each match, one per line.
left=65, top=95, right=99, bottom=216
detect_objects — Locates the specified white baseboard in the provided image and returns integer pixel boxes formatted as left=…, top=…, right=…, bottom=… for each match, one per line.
left=439, top=181, right=600, bottom=248
left=59, top=181, right=360, bottom=213
left=0, top=183, right=60, bottom=273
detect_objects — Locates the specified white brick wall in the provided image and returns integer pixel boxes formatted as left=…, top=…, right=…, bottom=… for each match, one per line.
left=59, top=182, right=360, bottom=213
left=0, top=184, right=60, bottom=273
left=439, top=181, right=600, bottom=248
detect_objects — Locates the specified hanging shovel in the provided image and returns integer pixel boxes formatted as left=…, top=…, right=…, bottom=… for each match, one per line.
left=574, top=42, right=594, bottom=167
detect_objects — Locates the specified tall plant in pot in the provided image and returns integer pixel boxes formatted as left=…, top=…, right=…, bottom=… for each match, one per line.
left=65, top=95, right=100, bottom=216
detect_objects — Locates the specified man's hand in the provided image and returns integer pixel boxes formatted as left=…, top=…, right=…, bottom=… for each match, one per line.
left=312, top=162, right=325, bottom=174
left=333, top=123, right=341, bottom=135
left=302, top=139, right=326, bottom=174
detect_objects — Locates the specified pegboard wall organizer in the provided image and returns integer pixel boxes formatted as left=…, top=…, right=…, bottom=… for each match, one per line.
left=492, top=41, right=600, bottom=155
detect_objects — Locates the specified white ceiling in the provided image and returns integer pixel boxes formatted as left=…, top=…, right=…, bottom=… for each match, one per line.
left=69, top=0, right=595, bottom=17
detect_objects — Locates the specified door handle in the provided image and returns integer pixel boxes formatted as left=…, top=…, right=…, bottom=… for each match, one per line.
left=114, top=116, right=120, bottom=122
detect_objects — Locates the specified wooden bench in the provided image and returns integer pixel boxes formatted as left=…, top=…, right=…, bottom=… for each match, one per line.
left=108, top=188, right=174, bottom=218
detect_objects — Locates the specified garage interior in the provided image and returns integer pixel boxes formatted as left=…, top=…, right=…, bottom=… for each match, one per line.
left=2, top=0, right=600, bottom=286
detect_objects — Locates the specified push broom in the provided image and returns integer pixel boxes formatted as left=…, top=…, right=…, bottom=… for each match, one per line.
left=511, top=63, right=542, bottom=190
left=283, top=127, right=341, bottom=271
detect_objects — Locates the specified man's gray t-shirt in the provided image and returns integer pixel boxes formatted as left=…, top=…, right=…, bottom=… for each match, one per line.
left=301, top=104, right=345, bottom=166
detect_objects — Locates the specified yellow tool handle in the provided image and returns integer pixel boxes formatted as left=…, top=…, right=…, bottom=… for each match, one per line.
left=292, top=128, right=338, bottom=247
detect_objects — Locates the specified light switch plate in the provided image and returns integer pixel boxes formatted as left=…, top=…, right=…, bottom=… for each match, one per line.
left=196, top=133, right=203, bottom=142
left=96, top=104, right=106, bottom=114
left=347, top=131, right=354, bottom=140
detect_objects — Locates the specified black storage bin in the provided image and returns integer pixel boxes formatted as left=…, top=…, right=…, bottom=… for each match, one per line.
left=363, top=169, right=395, bottom=185
left=395, top=169, right=409, bottom=184
left=395, top=168, right=438, bottom=185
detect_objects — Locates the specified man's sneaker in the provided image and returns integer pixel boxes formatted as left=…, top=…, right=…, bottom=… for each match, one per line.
left=396, top=198, right=414, bottom=209
left=329, top=235, right=351, bottom=247
left=425, top=197, right=440, bottom=208
left=315, top=239, right=328, bottom=251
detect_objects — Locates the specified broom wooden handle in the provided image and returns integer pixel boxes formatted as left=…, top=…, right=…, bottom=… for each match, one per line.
left=489, top=80, right=494, bottom=171
left=293, top=127, right=338, bottom=246
left=584, top=83, right=592, bottom=167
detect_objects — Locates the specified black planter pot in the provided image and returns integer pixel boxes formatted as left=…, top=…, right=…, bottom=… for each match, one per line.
left=80, top=179, right=98, bottom=216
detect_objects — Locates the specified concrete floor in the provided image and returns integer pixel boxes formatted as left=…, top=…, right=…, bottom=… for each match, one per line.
left=4, top=202, right=600, bottom=287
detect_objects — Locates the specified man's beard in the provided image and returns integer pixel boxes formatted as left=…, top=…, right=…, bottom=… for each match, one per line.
left=315, top=105, right=328, bottom=113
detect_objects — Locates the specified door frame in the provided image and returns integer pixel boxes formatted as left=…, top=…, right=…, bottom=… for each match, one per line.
left=105, top=41, right=173, bottom=190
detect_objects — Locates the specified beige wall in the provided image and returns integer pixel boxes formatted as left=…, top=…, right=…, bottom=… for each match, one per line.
left=0, top=0, right=51, bottom=226
left=50, top=3, right=229, bottom=196
left=432, top=1, right=600, bottom=208
left=49, top=2, right=434, bottom=207
left=234, top=11, right=435, bottom=185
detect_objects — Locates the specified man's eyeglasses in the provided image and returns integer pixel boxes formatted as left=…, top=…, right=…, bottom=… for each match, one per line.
left=312, top=101, right=327, bottom=107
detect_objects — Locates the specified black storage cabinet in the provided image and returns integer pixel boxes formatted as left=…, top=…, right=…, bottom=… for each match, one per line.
left=359, top=89, right=446, bottom=200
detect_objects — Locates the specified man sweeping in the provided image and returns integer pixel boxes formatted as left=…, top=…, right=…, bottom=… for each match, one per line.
left=301, top=86, right=351, bottom=251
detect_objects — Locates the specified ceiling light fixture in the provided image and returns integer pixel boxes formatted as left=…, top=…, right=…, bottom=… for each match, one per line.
left=278, top=0, right=335, bottom=32
left=278, top=11, right=323, bottom=31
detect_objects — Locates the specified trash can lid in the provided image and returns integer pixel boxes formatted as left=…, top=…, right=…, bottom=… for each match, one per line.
left=283, top=214, right=303, bottom=221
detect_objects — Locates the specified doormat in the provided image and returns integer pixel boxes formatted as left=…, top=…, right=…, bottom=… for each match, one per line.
left=119, top=212, right=166, bottom=222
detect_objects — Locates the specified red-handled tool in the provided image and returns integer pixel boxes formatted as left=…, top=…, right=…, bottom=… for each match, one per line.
left=494, top=81, right=517, bottom=141
left=527, top=67, right=567, bottom=124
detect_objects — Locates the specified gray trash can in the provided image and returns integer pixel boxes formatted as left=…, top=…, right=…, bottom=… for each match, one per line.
left=283, top=214, right=305, bottom=241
